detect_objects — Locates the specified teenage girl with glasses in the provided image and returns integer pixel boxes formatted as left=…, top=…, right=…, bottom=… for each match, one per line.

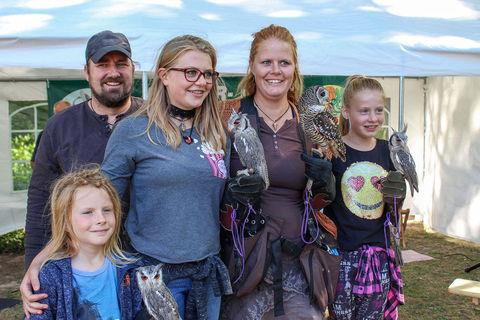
left=101, top=35, right=232, bottom=319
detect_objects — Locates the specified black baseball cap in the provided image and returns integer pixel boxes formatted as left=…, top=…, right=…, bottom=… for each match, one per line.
left=85, top=30, right=132, bottom=63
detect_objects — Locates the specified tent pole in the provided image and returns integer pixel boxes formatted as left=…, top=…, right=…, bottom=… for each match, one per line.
left=142, top=71, right=148, bottom=99
left=398, top=76, right=405, bottom=130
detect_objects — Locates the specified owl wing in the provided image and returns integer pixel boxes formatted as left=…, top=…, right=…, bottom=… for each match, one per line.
left=393, top=148, right=419, bottom=196
left=152, top=284, right=181, bottom=320
left=233, top=127, right=269, bottom=188
left=302, top=108, right=346, bottom=161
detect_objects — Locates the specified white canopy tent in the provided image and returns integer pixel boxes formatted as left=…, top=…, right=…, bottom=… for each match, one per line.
left=0, top=0, right=479, bottom=75
left=1, top=0, right=480, bottom=243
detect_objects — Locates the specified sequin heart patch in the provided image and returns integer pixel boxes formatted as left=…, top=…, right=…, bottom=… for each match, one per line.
left=348, top=176, right=365, bottom=192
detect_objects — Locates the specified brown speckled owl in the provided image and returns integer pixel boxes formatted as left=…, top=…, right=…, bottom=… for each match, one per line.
left=298, top=85, right=346, bottom=162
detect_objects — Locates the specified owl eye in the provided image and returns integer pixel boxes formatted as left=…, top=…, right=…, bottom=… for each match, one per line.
left=154, top=273, right=160, bottom=279
left=141, top=275, right=148, bottom=280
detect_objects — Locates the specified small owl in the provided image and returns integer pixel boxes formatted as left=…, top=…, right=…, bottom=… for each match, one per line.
left=136, top=264, right=181, bottom=320
left=227, top=109, right=269, bottom=190
left=298, top=85, right=346, bottom=162
left=389, top=124, right=418, bottom=197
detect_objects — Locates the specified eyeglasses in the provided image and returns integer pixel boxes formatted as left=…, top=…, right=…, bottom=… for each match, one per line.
left=169, top=67, right=219, bottom=84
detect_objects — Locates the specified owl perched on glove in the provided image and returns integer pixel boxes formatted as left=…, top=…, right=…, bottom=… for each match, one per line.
left=389, top=124, right=418, bottom=197
left=228, top=109, right=269, bottom=190
left=298, top=85, right=346, bottom=162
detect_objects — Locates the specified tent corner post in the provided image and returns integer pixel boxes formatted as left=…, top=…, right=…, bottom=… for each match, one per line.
left=398, top=76, right=405, bottom=130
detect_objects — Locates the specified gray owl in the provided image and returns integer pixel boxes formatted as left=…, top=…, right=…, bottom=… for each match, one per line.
left=227, top=109, right=269, bottom=190
left=136, top=264, right=181, bottom=320
left=298, top=85, right=346, bottom=162
left=389, top=124, right=419, bottom=197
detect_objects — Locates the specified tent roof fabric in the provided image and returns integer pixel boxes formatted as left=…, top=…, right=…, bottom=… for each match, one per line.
left=0, top=0, right=479, bottom=76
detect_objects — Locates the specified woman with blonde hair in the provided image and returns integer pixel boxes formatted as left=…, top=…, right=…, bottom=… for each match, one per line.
left=101, top=35, right=232, bottom=319
left=220, top=24, right=337, bottom=319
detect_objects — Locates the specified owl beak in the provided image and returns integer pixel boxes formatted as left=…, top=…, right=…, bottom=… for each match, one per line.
left=149, top=283, right=152, bottom=288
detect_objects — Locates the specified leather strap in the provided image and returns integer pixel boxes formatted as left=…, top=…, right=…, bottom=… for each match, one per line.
left=271, top=237, right=285, bottom=316
left=308, top=248, right=315, bottom=303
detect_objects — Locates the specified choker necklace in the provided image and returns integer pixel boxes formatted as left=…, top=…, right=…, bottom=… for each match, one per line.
left=254, top=100, right=290, bottom=131
left=169, top=104, right=196, bottom=120
left=169, top=105, right=196, bottom=144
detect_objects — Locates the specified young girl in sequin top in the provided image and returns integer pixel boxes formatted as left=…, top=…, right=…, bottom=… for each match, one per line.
left=325, top=75, right=405, bottom=320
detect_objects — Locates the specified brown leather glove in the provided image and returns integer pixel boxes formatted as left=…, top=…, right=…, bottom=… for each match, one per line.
left=380, top=171, right=406, bottom=207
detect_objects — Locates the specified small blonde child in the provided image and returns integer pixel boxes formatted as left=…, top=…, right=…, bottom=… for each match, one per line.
left=325, top=75, right=406, bottom=320
left=30, top=167, right=143, bottom=320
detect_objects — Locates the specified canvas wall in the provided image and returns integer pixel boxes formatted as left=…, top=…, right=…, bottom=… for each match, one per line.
left=421, top=76, right=480, bottom=243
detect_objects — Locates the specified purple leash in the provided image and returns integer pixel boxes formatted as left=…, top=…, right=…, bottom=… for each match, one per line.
left=383, top=196, right=401, bottom=249
left=301, top=185, right=320, bottom=244
left=230, top=204, right=255, bottom=284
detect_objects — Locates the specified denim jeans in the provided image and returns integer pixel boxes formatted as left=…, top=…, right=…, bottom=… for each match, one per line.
left=167, top=277, right=221, bottom=320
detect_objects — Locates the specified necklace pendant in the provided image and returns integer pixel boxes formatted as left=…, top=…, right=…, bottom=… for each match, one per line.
left=184, top=135, right=193, bottom=144
left=273, top=122, right=277, bottom=130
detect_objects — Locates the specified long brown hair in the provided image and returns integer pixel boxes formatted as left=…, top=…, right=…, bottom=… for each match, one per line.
left=43, top=166, right=131, bottom=267
left=133, top=35, right=227, bottom=151
left=340, top=75, right=386, bottom=136
left=237, top=24, right=303, bottom=105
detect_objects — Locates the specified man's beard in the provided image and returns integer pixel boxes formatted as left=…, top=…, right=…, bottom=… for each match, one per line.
left=90, top=77, right=133, bottom=108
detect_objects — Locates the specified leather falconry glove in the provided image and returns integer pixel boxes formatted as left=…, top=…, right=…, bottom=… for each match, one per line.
left=221, top=173, right=266, bottom=238
left=379, top=170, right=406, bottom=208
left=227, top=173, right=265, bottom=208
left=301, top=151, right=336, bottom=209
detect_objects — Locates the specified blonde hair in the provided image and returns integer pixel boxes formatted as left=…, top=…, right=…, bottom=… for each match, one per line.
left=43, top=166, right=131, bottom=267
left=237, top=24, right=303, bottom=105
left=133, top=35, right=227, bottom=151
left=340, top=75, right=386, bottom=136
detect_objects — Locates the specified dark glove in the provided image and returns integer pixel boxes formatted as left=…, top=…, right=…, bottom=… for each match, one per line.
left=301, top=151, right=336, bottom=208
left=227, top=173, right=265, bottom=207
left=221, top=173, right=266, bottom=237
left=380, top=171, right=406, bottom=206
left=302, top=151, right=332, bottom=183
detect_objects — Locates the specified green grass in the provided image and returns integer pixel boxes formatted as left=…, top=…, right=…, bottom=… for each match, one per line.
left=1, top=222, right=480, bottom=319
left=400, top=222, right=480, bottom=319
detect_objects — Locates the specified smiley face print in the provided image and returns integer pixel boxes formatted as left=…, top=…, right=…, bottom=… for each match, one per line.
left=341, top=161, right=387, bottom=219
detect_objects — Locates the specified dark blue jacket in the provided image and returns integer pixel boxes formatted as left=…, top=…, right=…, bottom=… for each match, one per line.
left=30, top=257, right=143, bottom=320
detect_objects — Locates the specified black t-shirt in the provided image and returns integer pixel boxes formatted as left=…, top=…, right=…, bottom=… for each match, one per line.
left=324, top=139, right=394, bottom=251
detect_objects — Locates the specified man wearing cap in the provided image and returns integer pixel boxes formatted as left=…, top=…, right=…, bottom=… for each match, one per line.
left=23, top=30, right=143, bottom=271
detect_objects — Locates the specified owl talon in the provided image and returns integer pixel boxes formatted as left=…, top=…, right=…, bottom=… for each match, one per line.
left=236, top=169, right=252, bottom=177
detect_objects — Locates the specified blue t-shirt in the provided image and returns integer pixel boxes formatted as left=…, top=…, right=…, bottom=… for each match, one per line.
left=72, top=258, right=120, bottom=320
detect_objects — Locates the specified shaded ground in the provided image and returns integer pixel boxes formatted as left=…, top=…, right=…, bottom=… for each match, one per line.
left=1, top=221, right=480, bottom=319
left=0, top=254, right=24, bottom=319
